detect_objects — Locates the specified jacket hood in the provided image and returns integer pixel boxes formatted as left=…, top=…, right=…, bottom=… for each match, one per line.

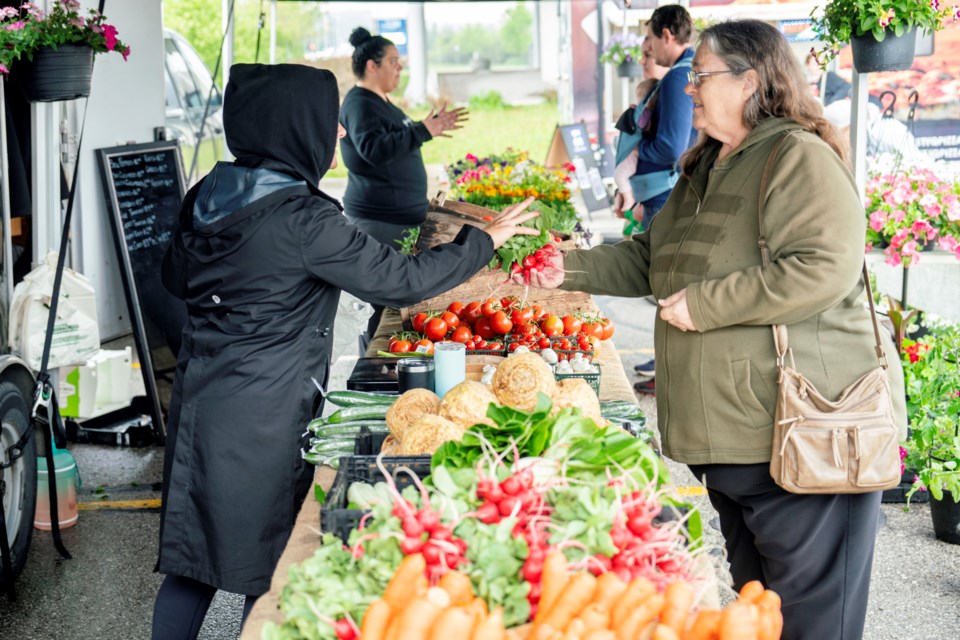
left=192, top=163, right=302, bottom=230
left=224, top=63, right=339, bottom=186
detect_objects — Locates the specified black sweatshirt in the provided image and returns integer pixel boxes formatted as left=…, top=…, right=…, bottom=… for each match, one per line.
left=339, top=86, right=432, bottom=225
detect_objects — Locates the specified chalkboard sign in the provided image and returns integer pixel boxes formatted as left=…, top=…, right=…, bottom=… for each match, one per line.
left=545, top=123, right=611, bottom=212
left=96, top=140, right=190, bottom=442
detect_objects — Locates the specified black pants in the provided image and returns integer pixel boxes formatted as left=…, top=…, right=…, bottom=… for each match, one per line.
left=688, top=463, right=881, bottom=640
left=152, top=575, right=258, bottom=640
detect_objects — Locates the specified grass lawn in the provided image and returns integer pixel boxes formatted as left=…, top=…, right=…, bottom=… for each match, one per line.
left=326, top=101, right=561, bottom=179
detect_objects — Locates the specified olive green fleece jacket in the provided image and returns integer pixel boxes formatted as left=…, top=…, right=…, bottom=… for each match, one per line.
left=562, top=118, right=906, bottom=464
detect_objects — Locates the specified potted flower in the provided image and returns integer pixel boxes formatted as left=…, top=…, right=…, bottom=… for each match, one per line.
left=0, top=1, right=130, bottom=102
left=902, top=324, right=960, bottom=544
left=864, top=163, right=960, bottom=268
left=810, top=0, right=958, bottom=72
left=599, top=32, right=645, bottom=78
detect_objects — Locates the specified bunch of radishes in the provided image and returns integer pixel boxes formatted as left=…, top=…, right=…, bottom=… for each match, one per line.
left=392, top=500, right=469, bottom=583
left=508, top=243, right=560, bottom=284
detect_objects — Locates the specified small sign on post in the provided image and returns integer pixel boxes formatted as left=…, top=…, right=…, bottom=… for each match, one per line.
left=545, top=123, right=610, bottom=212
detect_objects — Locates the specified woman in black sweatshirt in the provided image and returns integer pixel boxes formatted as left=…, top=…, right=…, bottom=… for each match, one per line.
left=339, top=26, right=467, bottom=339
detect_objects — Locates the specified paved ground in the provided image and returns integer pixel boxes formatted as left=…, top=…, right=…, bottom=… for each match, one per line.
left=1, top=201, right=958, bottom=639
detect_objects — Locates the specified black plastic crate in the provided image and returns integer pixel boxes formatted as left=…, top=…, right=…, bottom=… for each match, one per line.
left=354, top=426, right=389, bottom=455
left=552, top=363, right=601, bottom=396
left=321, top=453, right=432, bottom=543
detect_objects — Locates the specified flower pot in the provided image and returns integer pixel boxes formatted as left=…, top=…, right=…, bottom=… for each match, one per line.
left=930, top=490, right=960, bottom=544
left=17, top=44, right=94, bottom=103
left=851, top=28, right=917, bottom=74
left=616, top=60, right=645, bottom=78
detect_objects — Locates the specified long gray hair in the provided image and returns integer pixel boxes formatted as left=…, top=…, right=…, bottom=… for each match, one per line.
left=680, top=20, right=845, bottom=175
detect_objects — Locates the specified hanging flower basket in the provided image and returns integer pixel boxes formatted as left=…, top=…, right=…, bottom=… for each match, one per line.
left=850, top=27, right=917, bottom=74
left=17, top=44, right=94, bottom=103
left=616, top=60, right=645, bottom=78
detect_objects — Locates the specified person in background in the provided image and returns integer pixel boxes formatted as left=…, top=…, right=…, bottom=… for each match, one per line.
left=822, top=97, right=933, bottom=170
left=611, top=37, right=670, bottom=233
left=151, top=63, right=538, bottom=640
left=520, top=20, right=905, bottom=640
left=340, top=27, right=468, bottom=348
left=628, top=4, right=698, bottom=391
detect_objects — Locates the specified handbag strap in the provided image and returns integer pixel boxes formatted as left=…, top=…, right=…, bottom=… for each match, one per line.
left=757, top=133, right=888, bottom=370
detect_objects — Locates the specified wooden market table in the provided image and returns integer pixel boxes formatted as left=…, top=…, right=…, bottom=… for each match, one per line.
left=241, top=305, right=640, bottom=639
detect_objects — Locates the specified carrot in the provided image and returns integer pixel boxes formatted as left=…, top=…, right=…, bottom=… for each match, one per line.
left=439, top=570, right=474, bottom=606
left=682, top=609, right=720, bottom=640
left=614, top=593, right=664, bottom=640
left=392, top=596, right=444, bottom=640
left=359, top=599, right=392, bottom=640
left=591, top=572, right=627, bottom=611
left=536, top=551, right=570, bottom=625
left=737, top=581, right=765, bottom=604
left=383, top=554, right=427, bottom=611
left=755, top=590, right=782, bottom=612
left=506, top=624, right=533, bottom=640
left=754, top=589, right=783, bottom=640
left=610, top=577, right=656, bottom=630
left=652, top=624, right=682, bottom=640
left=426, top=586, right=451, bottom=609
left=583, top=631, right=617, bottom=640
left=529, top=624, right=560, bottom=640
left=429, top=606, right=477, bottom=640
left=574, top=603, right=609, bottom=633
left=566, top=619, right=586, bottom=635
left=383, top=616, right=400, bottom=640
left=660, top=581, right=696, bottom=634
left=717, top=603, right=759, bottom=640
left=539, top=572, right=597, bottom=631
left=472, top=607, right=506, bottom=640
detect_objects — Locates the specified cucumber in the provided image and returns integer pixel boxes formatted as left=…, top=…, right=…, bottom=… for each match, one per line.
left=325, top=390, right=396, bottom=407
left=322, top=405, right=390, bottom=425
left=600, top=400, right=646, bottom=421
left=308, top=420, right=388, bottom=436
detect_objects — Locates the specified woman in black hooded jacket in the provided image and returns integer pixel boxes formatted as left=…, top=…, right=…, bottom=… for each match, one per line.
left=151, top=63, right=536, bottom=639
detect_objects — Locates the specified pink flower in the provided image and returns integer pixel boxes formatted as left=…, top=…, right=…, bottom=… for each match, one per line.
left=879, top=8, right=896, bottom=28
left=901, top=239, right=918, bottom=257
left=912, top=219, right=937, bottom=240
left=0, top=63, right=8, bottom=75
left=939, top=234, right=959, bottom=252
left=931, top=0, right=941, bottom=10
left=465, top=153, right=479, bottom=163
left=122, top=46, right=131, bottom=62
left=103, top=24, right=118, bottom=51
left=869, top=211, right=887, bottom=232
left=884, top=245, right=902, bottom=266
left=4, top=21, right=25, bottom=31
left=943, top=193, right=960, bottom=221
left=0, top=7, right=17, bottom=19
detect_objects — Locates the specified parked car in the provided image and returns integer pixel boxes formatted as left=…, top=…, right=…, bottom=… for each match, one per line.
left=163, top=29, right=224, bottom=184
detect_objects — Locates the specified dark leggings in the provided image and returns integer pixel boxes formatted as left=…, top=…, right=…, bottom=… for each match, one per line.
left=152, top=574, right=258, bottom=640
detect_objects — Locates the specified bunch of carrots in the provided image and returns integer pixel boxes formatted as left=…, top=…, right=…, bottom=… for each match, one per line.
left=351, top=551, right=783, bottom=640
left=507, top=551, right=783, bottom=640
left=355, top=554, right=509, bottom=640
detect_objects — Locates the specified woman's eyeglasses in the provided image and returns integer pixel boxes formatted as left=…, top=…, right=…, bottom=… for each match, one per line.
left=687, top=69, right=736, bottom=87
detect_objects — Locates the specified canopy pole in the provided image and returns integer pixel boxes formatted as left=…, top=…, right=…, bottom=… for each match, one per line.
left=270, top=0, right=277, bottom=65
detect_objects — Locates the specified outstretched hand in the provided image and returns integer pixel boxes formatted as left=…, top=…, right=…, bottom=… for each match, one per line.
left=482, top=197, right=541, bottom=249
left=509, top=249, right=565, bottom=290
left=423, top=104, right=469, bottom=138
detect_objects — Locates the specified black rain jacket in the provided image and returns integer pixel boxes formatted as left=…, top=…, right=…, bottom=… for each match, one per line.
left=156, top=63, right=492, bottom=594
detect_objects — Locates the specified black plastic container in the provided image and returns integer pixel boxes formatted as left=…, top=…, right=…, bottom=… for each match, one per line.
left=397, top=358, right=435, bottom=393
left=930, top=490, right=960, bottom=544
left=321, top=454, right=432, bottom=543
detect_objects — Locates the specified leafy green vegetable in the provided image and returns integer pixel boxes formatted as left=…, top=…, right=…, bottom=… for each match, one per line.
left=489, top=200, right=572, bottom=273
left=394, top=226, right=420, bottom=254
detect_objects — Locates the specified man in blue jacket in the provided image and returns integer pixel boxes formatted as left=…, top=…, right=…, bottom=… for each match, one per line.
left=631, top=4, right=697, bottom=389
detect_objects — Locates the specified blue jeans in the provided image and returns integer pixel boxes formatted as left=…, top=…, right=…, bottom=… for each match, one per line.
left=640, top=190, right=671, bottom=230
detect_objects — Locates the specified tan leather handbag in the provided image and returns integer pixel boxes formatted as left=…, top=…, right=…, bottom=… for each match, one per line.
left=759, top=135, right=901, bottom=494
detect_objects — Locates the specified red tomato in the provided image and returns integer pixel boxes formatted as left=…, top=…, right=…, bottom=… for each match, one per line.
left=531, top=304, right=545, bottom=321
left=412, top=312, right=429, bottom=334
left=508, top=342, right=521, bottom=352
left=451, top=326, right=473, bottom=343
left=390, top=339, right=412, bottom=353
left=447, top=301, right=465, bottom=316
left=500, top=295, right=519, bottom=310
left=481, top=298, right=500, bottom=319
left=475, top=338, right=489, bottom=350
left=582, top=322, right=604, bottom=340
left=487, top=341, right=503, bottom=350
left=511, top=306, right=534, bottom=325
left=557, top=338, right=572, bottom=351
left=474, top=317, right=497, bottom=340
left=465, top=341, right=475, bottom=351
left=578, top=336, right=591, bottom=350
left=472, top=334, right=484, bottom=345
left=540, top=314, right=564, bottom=337
left=415, top=339, right=434, bottom=355
left=561, top=315, right=582, bottom=336
left=538, top=337, right=551, bottom=350
left=461, top=301, right=483, bottom=325
left=490, top=310, right=514, bottom=335
left=601, top=318, right=615, bottom=340
left=440, top=311, right=460, bottom=331
left=424, top=317, right=448, bottom=342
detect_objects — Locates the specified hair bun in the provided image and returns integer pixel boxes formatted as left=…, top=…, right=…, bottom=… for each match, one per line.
left=349, top=27, right=372, bottom=48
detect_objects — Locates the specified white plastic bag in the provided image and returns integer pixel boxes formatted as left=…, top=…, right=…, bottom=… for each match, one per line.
left=8, top=251, right=100, bottom=371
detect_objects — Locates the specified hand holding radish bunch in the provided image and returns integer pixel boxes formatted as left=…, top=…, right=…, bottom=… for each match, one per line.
left=510, top=247, right=565, bottom=289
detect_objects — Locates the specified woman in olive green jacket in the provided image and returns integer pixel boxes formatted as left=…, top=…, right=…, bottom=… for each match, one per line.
left=527, top=20, right=904, bottom=640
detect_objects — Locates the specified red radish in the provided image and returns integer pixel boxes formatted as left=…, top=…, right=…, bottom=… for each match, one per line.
left=334, top=619, right=357, bottom=640
left=422, top=543, right=442, bottom=565
left=498, top=495, right=521, bottom=517
left=501, top=475, right=522, bottom=496
left=402, top=516, right=425, bottom=538
left=476, top=501, right=500, bottom=524
left=417, top=509, right=441, bottom=533
left=400, top=537, right=424, bottom=554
